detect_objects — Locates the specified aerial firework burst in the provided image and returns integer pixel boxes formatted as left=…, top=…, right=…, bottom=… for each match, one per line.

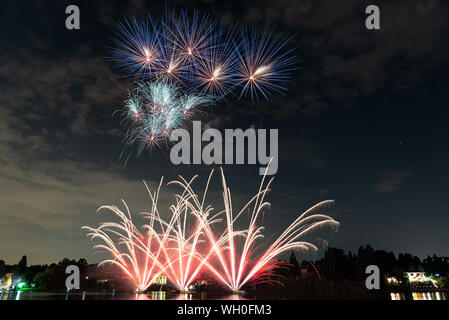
left=109, top=10, right=296, bottom=98
left=236, top=26, right=298, bottom=101
left=108, top=9, right=297, bottom=155
left=84, top=168, right=339, bottom=293
left=109, top=16, right=163, bottom=80
left=120, top=80, right=213, bottom=158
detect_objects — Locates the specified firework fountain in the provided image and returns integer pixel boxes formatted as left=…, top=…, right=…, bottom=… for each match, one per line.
left=84, top=166, right=339, bottom=293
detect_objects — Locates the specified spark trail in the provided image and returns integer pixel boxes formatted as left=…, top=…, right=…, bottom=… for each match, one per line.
left=84, top=168, right=339, bottom=292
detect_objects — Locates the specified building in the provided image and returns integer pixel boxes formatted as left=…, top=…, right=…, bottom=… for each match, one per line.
left=0, top=273, right=13, bottom=289
left=386, top=276, right=399, bottom=285
left=406, top=272, right=426, bottom=283
left=152, top=275, right=167, bottom=285
left=406, top=272, right=438, bottom=287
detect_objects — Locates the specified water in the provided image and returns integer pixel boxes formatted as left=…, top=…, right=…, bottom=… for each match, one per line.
left=390, top=291, right=448, bottom=300
left=0, top=290, right=247, bottom=301
left=2, top=290, right=447, bottom=300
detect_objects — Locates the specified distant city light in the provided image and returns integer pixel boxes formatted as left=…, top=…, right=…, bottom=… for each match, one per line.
left=406, top=272, right=438, bottom=288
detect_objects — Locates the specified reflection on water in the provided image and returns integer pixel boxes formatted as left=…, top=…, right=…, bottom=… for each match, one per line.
left=0, top=290, right=248, bottom=301
left=391, top=292, right=448, bottom=300
left=411, top=292, right=447, bottom=300
left=7, top=290, right=446, bottom=300
left=224, top=294, right=248, bottom=300
left=390, top=293, right=406, bottom=300
left=1, top=291, right=23, bottom=301
left=174, top=293, right=193, bottom=300
left=151, top=291, right=166, bottom=300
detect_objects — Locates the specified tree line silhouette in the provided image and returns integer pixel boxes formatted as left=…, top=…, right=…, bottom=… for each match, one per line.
left=1, top=245, right=448, bottom=299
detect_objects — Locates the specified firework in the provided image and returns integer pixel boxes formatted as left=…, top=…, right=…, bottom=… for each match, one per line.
left=110, top=10, right=296, bottom=98
left=109, top=16, right=163, bottom=80
left=108, top=9, right=297, bottom=156
left=82, top=193, right=165, bottom=292
left=84, top=167, right=338, bottom=292
left=163, top=9, right=217, bottom=68
left=83, top=175, right=231, bottom=292
left=236, top=26, right=298, bottom=101
left=174, top=166, right=338, bottom=291
left=193, top=25, right=240, bottom=99
left=121, top=80, right=214, bottom=157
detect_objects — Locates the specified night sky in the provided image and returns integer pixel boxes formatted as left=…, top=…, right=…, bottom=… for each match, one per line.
left=1, top=0, right=448, bottom=265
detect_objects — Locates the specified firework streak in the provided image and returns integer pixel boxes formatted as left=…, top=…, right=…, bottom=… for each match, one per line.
left=108, top=9, right=298, bottom=156
left=83, top=168, right=339, bottom=292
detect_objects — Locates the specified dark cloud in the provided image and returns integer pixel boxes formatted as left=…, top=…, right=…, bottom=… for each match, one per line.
left=372, top=170, right=414, bottom=194
left=211, top=0, right=449, bottom=118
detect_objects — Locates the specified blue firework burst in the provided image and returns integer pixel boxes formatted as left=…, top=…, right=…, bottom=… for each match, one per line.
left=109, top=9, right=297, bottom=158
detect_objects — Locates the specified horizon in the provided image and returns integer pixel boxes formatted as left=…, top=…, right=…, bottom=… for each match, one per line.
left=1, top=0, right=448, bottom=271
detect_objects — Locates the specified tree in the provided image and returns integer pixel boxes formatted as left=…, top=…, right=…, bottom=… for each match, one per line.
left=34, top=268, right=54, bottom=289
left=320, top=247, right=349, bottom=281
left=0, top=260, right=5, bottom=277
left=19, top=255, right=27, bottom=269
left=78, top=258, right=88, bottom=266
left=288, top=251, right=300, bottom=276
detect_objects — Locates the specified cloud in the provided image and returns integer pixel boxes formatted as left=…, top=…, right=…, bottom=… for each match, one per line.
left=372, top=170, right=414, bottom=194
left=0, top=99, right=169, bottom=264
left=210, top=0, right=449, bottom=118
left=0, top=6, right=141, bottom=264
left=317, top=188, right=330, bottom=196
